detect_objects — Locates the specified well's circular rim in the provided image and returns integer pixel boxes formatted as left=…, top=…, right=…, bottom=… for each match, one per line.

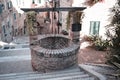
left=31, top=34, right=80, bottom=55
left=39, top=36, right=70, bottom=49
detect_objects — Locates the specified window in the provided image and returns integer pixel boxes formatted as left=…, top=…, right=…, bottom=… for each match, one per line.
left=22, top=0, right=24, bottom=6
left=13, top=13, right=16, bottom=20
left=89, top=21, right=100, bottom=35
left=38, top=0, right=41, bottom=3
left=19, top=0, right=21, bottom=5
left=16, top=0, right=18, bottom=5
left=8, top=21, right=10, bottom=28
left=0, top=3, right=4, bottom=14
left=7, top=1, right=12, bottom=9
left=7, top=2, right=9, bottom=9
left=0, top=4, right=2, bottom=14
left=53, top=0, right=59, bottom=8
left=2, top=4, right=5, bottom=10
left=19, top=13, right=21, bottom=17
left=2, top=25, right=6, bottom=33
left=58, top=12, right=62, bottom=25
left=9, top=1, right=12, bottom=8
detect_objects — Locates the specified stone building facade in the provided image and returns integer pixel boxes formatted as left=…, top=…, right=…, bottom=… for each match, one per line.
left=0, top=0, right=26, bottom=42
left=0, top=0, right=46, bottom=42
left=0, top=0, right=14, bottom=42
left=0, top=0, right=74, bottom=42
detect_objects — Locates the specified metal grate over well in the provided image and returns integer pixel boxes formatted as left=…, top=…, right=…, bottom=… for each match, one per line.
left=39, top=36, right=70, bottom=49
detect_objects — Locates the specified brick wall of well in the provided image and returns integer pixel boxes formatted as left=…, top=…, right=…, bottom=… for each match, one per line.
left=30, top=34, right=80, bottom=72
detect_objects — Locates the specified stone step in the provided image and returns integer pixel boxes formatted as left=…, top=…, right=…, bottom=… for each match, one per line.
left=0, top=68, right=81, bottom=78
left=11, top=74, right=91, bottom=80
left=0, top=72, right=90, bottom=80
left=45, top=76, right=95, bottom=80
left=0, top=48, right=30, bottom=57
left=0, top=68, right=91, bottom=80
left=0, top=55, right=31, bottom=62
left=67, top=77, right=95, bottom=80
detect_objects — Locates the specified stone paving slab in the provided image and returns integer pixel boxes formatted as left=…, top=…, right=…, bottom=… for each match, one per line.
left=0, top=65, right=96, bottom=80
left=0, top=55, right=30, bottom=63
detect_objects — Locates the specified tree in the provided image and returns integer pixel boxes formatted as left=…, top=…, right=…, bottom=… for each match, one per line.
left=84, top=0, right=104, bottom=6
left=106, top=0, right=120, bottom=68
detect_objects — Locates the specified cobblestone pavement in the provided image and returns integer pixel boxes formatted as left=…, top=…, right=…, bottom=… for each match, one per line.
left=78, top=41, right=106, bottom=64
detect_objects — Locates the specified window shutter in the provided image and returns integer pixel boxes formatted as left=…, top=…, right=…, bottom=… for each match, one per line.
left=90, top=21, right=100, bottom=35
left=8, top=21, right=10, bottom=28
left=9, top=1, right=12, bottom=8
left=13, top=13, right=16, bottom=20
left=38, top=0, right=41, bottom=3
left=0, top=4, right=2, bottom=14
left=7, top=2, right=9, bottom=9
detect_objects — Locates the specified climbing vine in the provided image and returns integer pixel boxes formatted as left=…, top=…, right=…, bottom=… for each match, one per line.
left=26, top=11, right=37, bottom=35
left=66, top=11, right=72, bottom=30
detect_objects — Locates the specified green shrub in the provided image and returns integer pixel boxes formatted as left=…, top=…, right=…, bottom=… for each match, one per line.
left=88, top=36, right=111, bottom=51
left=106, top=0, right=120, bottom=71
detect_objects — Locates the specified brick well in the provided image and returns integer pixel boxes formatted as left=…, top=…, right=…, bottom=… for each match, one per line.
left=30, top=34, right=80, bottom=72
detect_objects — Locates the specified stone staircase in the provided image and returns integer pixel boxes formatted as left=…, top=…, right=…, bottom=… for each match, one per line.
left=0, top=49, right=105, bottom=80
left=0, top=67, right=96, bottom=80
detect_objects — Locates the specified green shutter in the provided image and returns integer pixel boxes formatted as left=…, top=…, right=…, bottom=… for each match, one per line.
left=3, top=25, right=6, bottom=33
left=0, top=4, right=2, bottom=14
left=39, top=0, right=41, bottom=3
left=13, top=13, right=16, bottom=20
left=90, top=21, right=100, bottom=35
left=8, top=21, right=10, bottom=28
left=9, top=1, right=12, bottom=8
